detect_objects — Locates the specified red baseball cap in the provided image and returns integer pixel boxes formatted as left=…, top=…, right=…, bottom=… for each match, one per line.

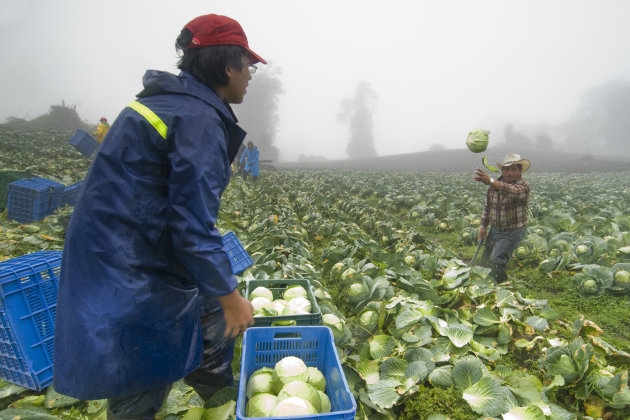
left=184, top=14, right=266, bottom=64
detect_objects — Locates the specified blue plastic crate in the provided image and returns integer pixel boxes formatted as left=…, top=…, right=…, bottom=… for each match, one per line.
left=7, top=178, right=65, bottom=223
left=68, top=129, right=99, bottom=157
left=236, top=326, right=356, bottom=420
left=0, top=251, right=62, bottom=390
left=59, top=181, right=84, bottom=207
left=222, top=232, right=253, bottom=275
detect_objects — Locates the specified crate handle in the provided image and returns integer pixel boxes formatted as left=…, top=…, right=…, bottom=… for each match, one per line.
left=273, top=331, right=302, bottom=340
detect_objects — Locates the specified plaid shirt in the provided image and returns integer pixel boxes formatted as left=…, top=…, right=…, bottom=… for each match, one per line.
left=480, top=177, right=530, bottom=231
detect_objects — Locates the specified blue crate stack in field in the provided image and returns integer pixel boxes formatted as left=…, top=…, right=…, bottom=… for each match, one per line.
left=68, top=129, right=99, bottom=158
left=59, top=181, right=84, bottom=207
left=7, top=177, right=65, bottom=223
left=0, top=251, right=62, bottom=390
left=236, top=326, right=357, bottom=420
left=222, top=232, right=253, bottom=275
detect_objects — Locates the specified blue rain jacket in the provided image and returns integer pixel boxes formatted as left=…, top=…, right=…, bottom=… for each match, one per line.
left=53, top=70, right=246, bottom=400
left=240, top=146, right=259, bottom=176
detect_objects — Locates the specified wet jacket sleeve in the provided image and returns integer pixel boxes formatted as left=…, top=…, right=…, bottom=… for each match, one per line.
left=166, top=113, right=237, bottom=298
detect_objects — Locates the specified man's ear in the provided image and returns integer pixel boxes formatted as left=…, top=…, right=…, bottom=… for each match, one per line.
left=224, top=64, right=234, bottom=80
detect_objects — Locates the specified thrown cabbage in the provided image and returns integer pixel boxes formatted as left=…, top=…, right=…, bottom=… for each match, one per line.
left=466, top=128, right=489, bottom=153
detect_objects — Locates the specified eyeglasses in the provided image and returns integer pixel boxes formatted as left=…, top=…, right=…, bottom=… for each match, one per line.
left=248, top=65, right=257, bottom=74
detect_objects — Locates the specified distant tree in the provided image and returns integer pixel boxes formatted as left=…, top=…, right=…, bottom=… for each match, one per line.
left=428, top=143, right=445, bottom=151
left=234, top=65, right=284, bottom=162
left=561, top=80, right=630, bottom=156
left=338, top=81, right=378, bottom=159
left=536, top=134, right=553, bottom=150
left=504, top=123, right=533, bottom=147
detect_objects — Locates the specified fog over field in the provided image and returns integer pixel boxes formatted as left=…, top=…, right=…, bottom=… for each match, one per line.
left=2, top=0, right=630, bottom=161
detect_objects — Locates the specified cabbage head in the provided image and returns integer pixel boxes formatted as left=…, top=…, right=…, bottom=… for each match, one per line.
left=246, top=393, right=277, bottom=417
left=307, top=366, right=326, bottom=392
left=283, top=285, right=308, bottom=301
left=572, top=266, right=613, bottom=297
left=250, top=286, right=273, bottom=301
left=246, top=367, right=274, bottom=398
left=465, top=128, right=489, bottom=153
left=277, top=381, right=322, bottom=412
left=322, top=313, right=345, bottom=338
left=358, top=308, right=379, bottom=332
left=347, top=280, right=370, bottom=304
left=271, top=396, right=318, bottom=416
left=272, top=356, right=309, bottom=393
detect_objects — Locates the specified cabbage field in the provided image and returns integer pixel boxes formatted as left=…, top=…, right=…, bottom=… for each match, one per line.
left=1, top=128, right=630, bottom=419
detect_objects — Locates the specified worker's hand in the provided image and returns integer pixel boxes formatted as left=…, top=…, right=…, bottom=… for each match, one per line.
left=473, top=168, right=491, bottom=185
left=478, top=227, right=487, bottom=242
left=217, top=289, right=254, bottom=338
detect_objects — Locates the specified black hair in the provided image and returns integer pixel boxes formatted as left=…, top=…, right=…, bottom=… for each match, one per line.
left=175, top=28, right=247, bottom=88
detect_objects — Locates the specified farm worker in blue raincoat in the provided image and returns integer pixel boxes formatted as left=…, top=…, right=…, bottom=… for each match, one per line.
left=240, top=140, right=260, bottom=180
left=92, top=117, right=110, bottom=143
left=53, top=13, right=265, bottom=419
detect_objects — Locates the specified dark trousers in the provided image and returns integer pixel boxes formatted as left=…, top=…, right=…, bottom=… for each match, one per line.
left=480, top=226, right=526, bottom=283
left=107, top=307, right=234, bottom=420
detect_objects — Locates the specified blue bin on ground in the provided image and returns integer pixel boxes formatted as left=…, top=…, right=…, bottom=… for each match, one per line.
left=7, top=178, right=65, bottom=223
left=222, top=232, right=253, bottom=275
left=68, top=129, right=99, bottom=158
left=236, top=326, right=357, bottom=419
left=59, top=181, right=84, bottom=207
left=0, top=251, right=62, bottom=390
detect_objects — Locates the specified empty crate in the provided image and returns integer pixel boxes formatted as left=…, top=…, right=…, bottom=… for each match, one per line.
left=0, top=251, right=62, bottom=390
left=68, top=129, right=99, bottom=158
left=7, top=178, right=65, bottom=223
left=59, top=181, right=84, bottom=207
left=222, top=232, right=253, bottom=275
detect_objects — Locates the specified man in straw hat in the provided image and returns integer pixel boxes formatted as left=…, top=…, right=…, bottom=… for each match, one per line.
left=473, top=153, right=531, bottom=283
left=53, top=13, right=265, bottom=419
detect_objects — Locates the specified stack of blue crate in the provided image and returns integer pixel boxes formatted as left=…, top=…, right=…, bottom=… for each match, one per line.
left=7, top=178, right=65, bottom=222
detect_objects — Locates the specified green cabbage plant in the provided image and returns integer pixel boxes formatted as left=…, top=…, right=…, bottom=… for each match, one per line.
left=538, top=337, right=594, bottom=386
left=572, top=266, right=613, bottom=297
left=513, top=233, right=548, bottom=264
left=572, top=235, right=609, bottom=265
left=547, top=231, right=576, bottom=253
left=458, top=227, right=478, bottom=246
left=607, top=263, right=630, bottom=296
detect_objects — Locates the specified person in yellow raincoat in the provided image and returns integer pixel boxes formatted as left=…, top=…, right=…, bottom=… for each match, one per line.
left=92, top=117, right=110, bottom=143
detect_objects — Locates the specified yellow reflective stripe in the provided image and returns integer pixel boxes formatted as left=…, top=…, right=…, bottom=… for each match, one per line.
left=127, top=100, right=168, bottom=140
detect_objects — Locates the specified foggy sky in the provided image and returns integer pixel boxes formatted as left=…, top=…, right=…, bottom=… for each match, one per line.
left=1, top=0, right=630, bottom=161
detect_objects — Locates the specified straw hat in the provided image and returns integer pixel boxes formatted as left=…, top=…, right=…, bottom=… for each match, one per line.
left=497, top=153, right=530, bottom=172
